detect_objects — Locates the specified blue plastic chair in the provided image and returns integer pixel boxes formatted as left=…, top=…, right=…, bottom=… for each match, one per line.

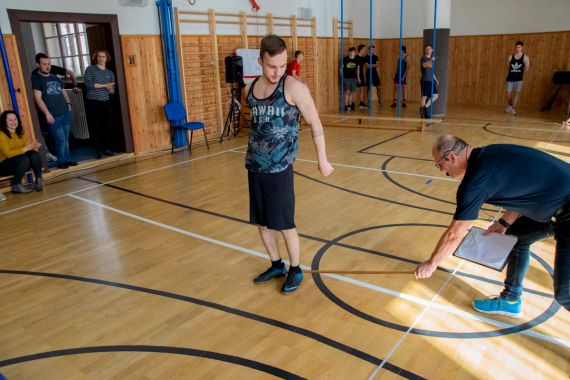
left=164, top=102, right=209, bottom=154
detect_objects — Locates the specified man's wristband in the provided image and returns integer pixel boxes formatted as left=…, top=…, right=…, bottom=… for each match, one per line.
left=498, top=218, right=511, bottom=228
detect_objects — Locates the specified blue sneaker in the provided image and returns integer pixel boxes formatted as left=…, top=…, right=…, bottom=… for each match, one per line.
left=253, top=265, right=286, bottom=284
left=472, top=296, right=522, bottom=318
left=281, top=270, right=303, bottom=294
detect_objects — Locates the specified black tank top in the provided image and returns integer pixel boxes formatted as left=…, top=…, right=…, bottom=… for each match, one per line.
left=506, top=54, right=525, bottom=82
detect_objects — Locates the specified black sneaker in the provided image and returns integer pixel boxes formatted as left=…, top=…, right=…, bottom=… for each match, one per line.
left=67, top=161, right=79, bottom=166
left=350, top=103, right=355, bottom=110
left=281, top=270, right=303, bottom=294
left=419, top=106, right=425, bottom=119
left=359, top=102, right=368, bottom=108
left=57, top=163, right=69, bottom=169
left=402, top=102, right=407, bottom=108
left=390, top=102, right=397, bottom=107
left=344, top=106, right=349, bottom=113
left=253, top=265, right=286, bottom=284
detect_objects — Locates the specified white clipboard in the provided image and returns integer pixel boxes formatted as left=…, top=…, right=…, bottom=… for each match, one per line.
left=453, top=227, right=518, bottom=272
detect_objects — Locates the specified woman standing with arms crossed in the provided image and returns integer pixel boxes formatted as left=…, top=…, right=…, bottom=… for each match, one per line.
left=85, top=49, right=116, bottom=159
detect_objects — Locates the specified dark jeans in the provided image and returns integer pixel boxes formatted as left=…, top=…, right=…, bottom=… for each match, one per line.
left=86, top=99, right=112, bottom=153
left=46, top=112, right=72, bottom=164
left=501, top=202, right=570, bottom=311
left=0, top=151, right=42, bottom=184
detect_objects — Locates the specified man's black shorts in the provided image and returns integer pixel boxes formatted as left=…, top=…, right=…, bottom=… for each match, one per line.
left=248, top=165, right=295, bottom=230
left=421, top=80, right=438, bottom=97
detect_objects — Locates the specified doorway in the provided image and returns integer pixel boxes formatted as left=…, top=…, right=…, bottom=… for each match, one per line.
left=7, top=10, right=133, bottom=168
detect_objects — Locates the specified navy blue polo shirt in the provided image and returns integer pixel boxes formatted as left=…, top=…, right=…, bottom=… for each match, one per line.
left=455, top=144, right=570, bottom=222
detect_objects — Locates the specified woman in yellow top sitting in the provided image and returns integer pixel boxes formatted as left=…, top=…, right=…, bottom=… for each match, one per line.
left=0, top=110, right=43, bottom=193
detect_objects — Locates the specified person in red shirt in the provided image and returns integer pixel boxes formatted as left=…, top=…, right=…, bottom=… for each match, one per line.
left=286, top=50, right=304, bottom=83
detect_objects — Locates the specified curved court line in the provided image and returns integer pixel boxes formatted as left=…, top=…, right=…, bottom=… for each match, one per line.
left=0, top=270, right=422, bottom=380
left=482, top=125, right=570, bottom=143
left=357, top=131, right=414, bottom=153
left=311, top=224, right=565, bottom=344
left=65, top=194, right=564, bottom=347
left=75, top=177, right=553, bottom=299
left=0, top=345, right=304, bottom=379
left=293, top=170, right=456, bottom=217
left=380, top=156, right=499, bottom=213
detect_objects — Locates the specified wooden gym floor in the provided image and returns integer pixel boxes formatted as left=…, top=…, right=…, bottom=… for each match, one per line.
left=0, top=105, right=569, bottom=379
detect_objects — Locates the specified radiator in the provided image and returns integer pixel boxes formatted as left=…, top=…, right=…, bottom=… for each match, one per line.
left=64, top=88, right=90, bottom=139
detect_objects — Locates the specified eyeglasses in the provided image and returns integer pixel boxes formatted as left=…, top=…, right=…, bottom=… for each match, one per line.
left=434, top=149, right=452, bottom=170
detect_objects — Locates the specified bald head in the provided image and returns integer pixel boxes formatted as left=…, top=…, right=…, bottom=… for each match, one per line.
left=433, top=135, right=468, bottom=156
left=432, top=135, right=471, bottom=178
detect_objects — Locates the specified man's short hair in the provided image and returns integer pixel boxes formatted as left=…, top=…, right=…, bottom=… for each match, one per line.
left=294, top=50, right=303, bottom=58
left=348, top=47, right=356, bottom=53
left=401, top=45, right=407, bottom=53
left=260, top=34, right=287, bottom=58
left=35, top=52, right=49, bottom=64
left=434, top=135, right=469, bottom=155
left=357, top=44, right=365, bottom=52
left=515, top=41, right=524, bottom=47
left=425, top=44, right=433, bottom=49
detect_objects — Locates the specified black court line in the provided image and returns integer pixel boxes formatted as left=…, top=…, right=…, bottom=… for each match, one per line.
left=359, top=151, right=433, bottom=161
left=293, top=170, right=455, bottom=217
left=75, top=177, right=553, bottom=299
left=358, top=131, right=414, bottom=153
left=483, top=125, right=570, bottom=143
left=0, top=345, right=305, bottom=379
left=0, top=270, right=423, bottom=380
left=311, top=224, right=560, bottom=339
left=380, top=156, right=499, bottom=214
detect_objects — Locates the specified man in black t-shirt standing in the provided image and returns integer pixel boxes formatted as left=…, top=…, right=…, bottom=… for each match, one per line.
left=364, top=45, right=381, bottom=105
left=32, top=53, right=77, bottom=169
left=342, top=47, right=359, bottom=112
left=356, top=44, right=368, bottom=109
left=415, top=135, right=570, bottom=318
left=32, top=53, right=79, bottom=163
left=505, top=41, right=530, bottom=116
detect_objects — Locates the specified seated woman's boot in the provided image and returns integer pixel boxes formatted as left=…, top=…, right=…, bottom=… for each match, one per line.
left=34, top=178, right=43, bottom=192
left=11, top=183, right=32, bottom=194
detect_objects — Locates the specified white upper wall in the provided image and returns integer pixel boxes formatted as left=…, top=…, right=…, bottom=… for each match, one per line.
left=1, top=0, right=568, bottom=37
left=345, top=0, right=427, bottom=38
left=1, top=0, right=339, bottom=36
left=451, top=0, right=570, bottom=36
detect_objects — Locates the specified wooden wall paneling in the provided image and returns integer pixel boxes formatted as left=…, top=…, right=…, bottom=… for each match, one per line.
left=121, top=36, right=170, bottom=152
left=208, top=9, right=224, bottom=137
left=291, top=16, right=298, bottom=53
left=174, top=8, right=189, bottom=114
left=446, top=31, right=570, bottom=109
left=267, top=14, right=274, bottom=34
left=0, top=43, right=11, bottom=113
left=240, top=12, right=248, bottom=48
left=181, top=35, right=218, bottom=139
left=316, top=38, right=338, bottom=113
left=2, top=35, right=34, bottom=139
left=311, top=18, right=319, bottom=111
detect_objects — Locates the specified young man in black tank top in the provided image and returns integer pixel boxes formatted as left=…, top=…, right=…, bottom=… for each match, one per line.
left=244, top=35, right=334, bottom=294
left=505, top=41, right=530, bottom=116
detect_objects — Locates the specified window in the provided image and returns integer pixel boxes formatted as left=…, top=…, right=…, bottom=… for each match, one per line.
left=43, top=22, right=90, bottom=78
